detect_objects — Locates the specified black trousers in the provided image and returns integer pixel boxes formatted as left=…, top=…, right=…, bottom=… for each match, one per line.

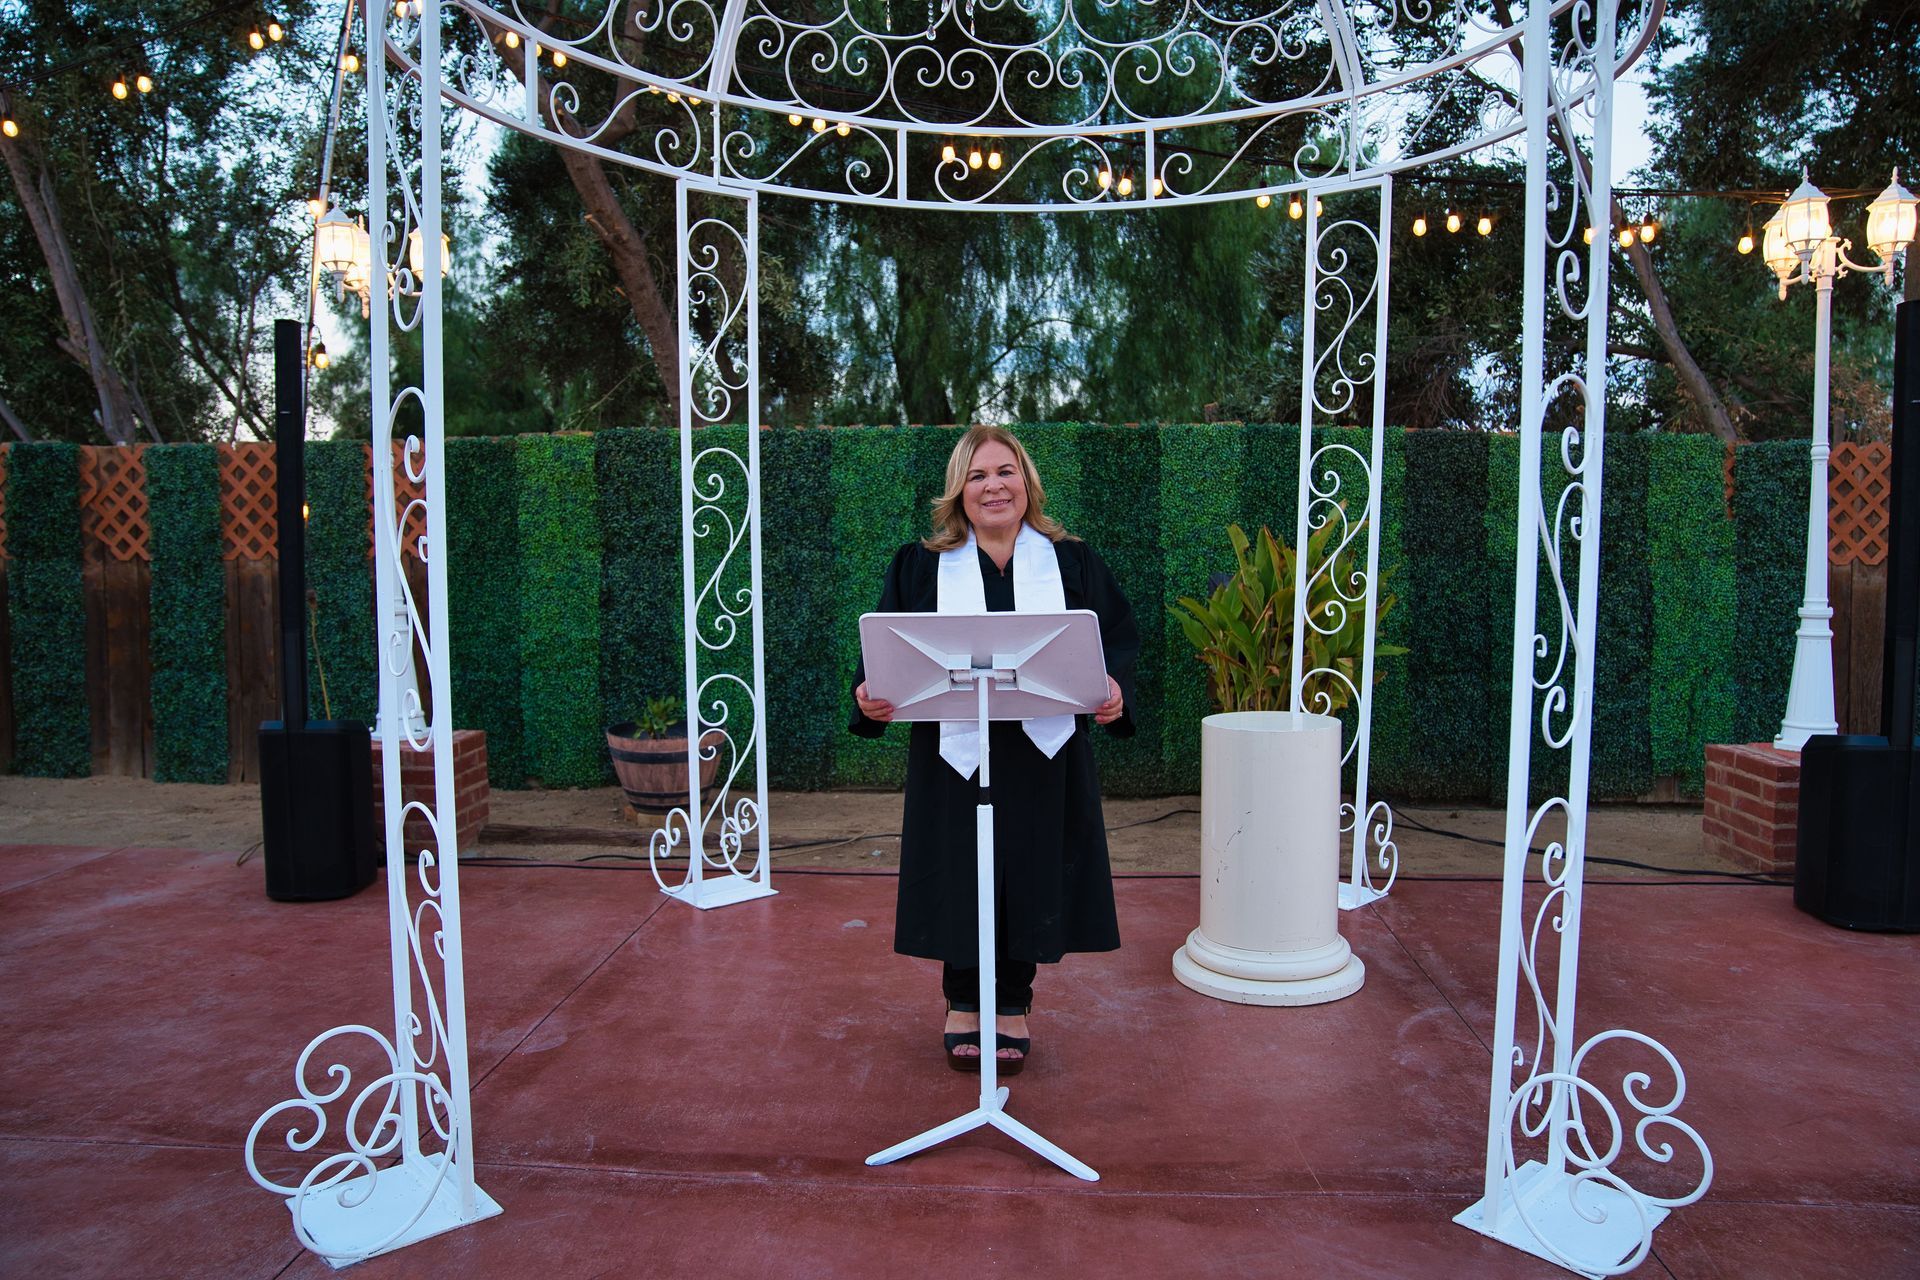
left=942, top=960, right=1036, bottom=1013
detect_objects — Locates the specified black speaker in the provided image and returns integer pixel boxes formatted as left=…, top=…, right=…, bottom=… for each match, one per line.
left=1794, top=736, right=1920, bottom=932
left=259, top=720, right=377, bottom=902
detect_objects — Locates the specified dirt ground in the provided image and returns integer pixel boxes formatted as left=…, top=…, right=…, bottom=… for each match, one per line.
left=0, top=774, right=1757, bottom=882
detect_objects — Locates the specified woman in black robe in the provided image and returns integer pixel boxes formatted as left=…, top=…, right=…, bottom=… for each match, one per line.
left=850, top=426, right=1140, bottom=1073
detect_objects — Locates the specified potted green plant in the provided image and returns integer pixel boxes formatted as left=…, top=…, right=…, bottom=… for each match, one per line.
left=1165, top=517, right=1402, bottom=1007
left=606, top=696, right=718, bottom=816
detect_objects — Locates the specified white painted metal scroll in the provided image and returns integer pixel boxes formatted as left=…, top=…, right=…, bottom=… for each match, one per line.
left=245, top=0, right=498, bottom=1265
left=1288, top=179, right=1400, bottom=910
left=1455, top=2, right=1711, bottom=1273
left=650, top=180, right=776, bottom=910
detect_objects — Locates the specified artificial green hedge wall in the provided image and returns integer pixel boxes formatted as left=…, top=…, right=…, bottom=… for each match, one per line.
left=1731, top=442, right=1808, bottom=746
left=517, top=434, right=603, bottom=787
left=1647, top=435, right=1736, bottom=793
left=146, top=445, right=228, bottom=782
left=5, top=443, right=89, bottom=776
left=447, top=436, right=526, bottom=788
left=304, top=441, right=376, bottom=725
left=1593, top=435, right=1654, bottom=797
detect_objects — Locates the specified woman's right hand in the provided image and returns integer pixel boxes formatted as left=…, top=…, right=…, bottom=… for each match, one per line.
left=855, top=681, right=894, bottom=724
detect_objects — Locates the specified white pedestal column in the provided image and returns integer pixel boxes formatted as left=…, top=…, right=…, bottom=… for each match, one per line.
left=1173, top=711, right=1365, bottom=1006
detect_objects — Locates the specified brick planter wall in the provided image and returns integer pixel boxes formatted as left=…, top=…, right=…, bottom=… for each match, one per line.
left=369, top=728, right=490, bottom=857
left=1703, top=742, right=1800, bottom=875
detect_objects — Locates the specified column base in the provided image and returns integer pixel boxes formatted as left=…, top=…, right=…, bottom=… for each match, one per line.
left=1172, top=930, right=1365, bottom=1006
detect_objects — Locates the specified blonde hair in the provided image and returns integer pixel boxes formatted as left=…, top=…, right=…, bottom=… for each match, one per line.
left=923, top=425, right=1072, bottom=552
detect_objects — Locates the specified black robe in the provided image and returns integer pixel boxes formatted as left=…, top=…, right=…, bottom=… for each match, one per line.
left=848, top=538, right=1140, bottom=966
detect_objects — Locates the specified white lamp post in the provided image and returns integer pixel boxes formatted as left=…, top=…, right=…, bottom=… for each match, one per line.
left=1767, top=169, right=1917, bottom=750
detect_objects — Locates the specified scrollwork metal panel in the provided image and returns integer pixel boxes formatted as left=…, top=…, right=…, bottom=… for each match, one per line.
left=1456, top=3, right=1710, bottom=1273
left=245, top=0, right=500, bottom=1262
left=651, top=181, right=777, bottom=910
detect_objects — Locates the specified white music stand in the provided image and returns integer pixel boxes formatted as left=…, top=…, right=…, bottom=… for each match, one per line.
left=857, top=609, right=1109, bottom=1183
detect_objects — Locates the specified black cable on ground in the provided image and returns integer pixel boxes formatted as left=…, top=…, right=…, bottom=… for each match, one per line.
left=1392, top=808, right=1789, bottom=884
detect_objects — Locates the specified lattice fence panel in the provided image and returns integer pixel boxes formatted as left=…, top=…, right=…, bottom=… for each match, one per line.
left=221, top=443, right=278, bottom=561
left=79, top=446, right=150, bottom=565
left=1830, top=442, right=1890, bottom=567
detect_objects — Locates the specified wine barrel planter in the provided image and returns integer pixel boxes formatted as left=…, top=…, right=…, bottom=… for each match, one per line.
left=606, top=721, right=721, bottom=814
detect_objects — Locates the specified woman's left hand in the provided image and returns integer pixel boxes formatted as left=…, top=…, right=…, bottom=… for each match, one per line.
left=1094, top=675, right=1124, bottom=725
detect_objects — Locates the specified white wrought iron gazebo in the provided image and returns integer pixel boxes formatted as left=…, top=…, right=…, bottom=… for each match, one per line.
left=247, top=1, right=1712, bottom=1273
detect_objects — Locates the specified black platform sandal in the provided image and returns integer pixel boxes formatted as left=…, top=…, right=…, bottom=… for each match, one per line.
left=944, top=1000, right=983, bottom=1073
left=992, top=1005, right=1032, bottom=1077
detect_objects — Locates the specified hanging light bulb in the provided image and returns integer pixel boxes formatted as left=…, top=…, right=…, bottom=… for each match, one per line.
left=136, top=73, right=153, bottom=94
left=1288, top=196, right=1303, bottom=219
left=552, top=50, right=568, bottom=68
left=1117, top=170, right=1134, bottom=197
left=968, top=145, right=983, bottom=169
left=1639, top=220, right=1656, bottom=243
left=836, top=121, right=850, bottom=137
left=811, top=117, right=826, bottom=133
left=1477, top=215, right=1493, bottom=236
left=504, top=30, right=520, bottom=48
left=1256, top=194, right=1272, bottom=209
left=1617, top=226, right=1635, bottom=247
left=1445, top=211, right=1461, bottom=233
left=1150, top=175, right=1163, bottom=198
left=1314, top=198, right=1323, bottom=216
left=986, top=142, right=1002, bottom=170
left=941, top=140, right=956, bottom=163
left=1582, top=226, right=1595, bottom=245
left=1097, top=167, right=1112, bottom=190
left=1412, top=215, right=1428, bottom=236
left=248, top=27, right=265, bottom=49
left=789, top=114, right=803, bottom=127
left=689, top=96, right=701, bottom=106
left=309, top=341, right=330, bottom=369
left=393, top=0, right=406, bottom=17
left=1737, top=232, right=1755, bottom=255
left=3, top=117, right=21, bottom=139
left=111, top=76, right=129, bottom=100
left=302, top=501, right=311, bottom=521
left=341, top=52, right=360, bottom=72
left=534, top=43, right=545, bottom=59
left=267, top=20, right=284, bottom=41
left=306, top=196, right=325, bottom=219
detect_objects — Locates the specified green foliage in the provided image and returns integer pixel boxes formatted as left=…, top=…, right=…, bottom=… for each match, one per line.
left=1367, top=427, right=1413, bottom=794
left=1646, top=435, right=1736, bottom=792
left=1729, top=441, right=1809, bottom=744
left=1592, top=435, right=1654, bottom=797
left=303, top=442, right=375, bottom=724
left=627, top=696, right=685, bottom=739
left=761, top=427, right=838, bottom=787
left=4, top=444, right=89, bottom=775
left=597, top=429, right=682, bottom=787
left=447, top=436, right=526, bottom=787
left=146, top=445, right=227, bottom=782
left=517, top=434, right=603, bottom=786
left=1074, top=424, right=1163, bottom=792
left=830, top=428, right=920, bottom=787
left=1157, top=424, right=1233, bottom=792
left=1172, top=521, right=1402, bottom=716
left=1400, top=430, right=1494, bottom=799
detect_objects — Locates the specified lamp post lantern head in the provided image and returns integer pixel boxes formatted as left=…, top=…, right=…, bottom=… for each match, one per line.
left=1866, top=168, right=1918, bottom=276
left=1781, top=170, right=1832, bottom=263
left=314, top=206, right=362, bottom=278
left=1761, top=206, right=1800, bottom=298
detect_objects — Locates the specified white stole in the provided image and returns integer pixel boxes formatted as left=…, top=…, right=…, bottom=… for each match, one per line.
left=935, top=523, right=1076, bottom=779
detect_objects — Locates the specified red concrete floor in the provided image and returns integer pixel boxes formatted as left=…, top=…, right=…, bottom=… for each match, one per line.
left=1, top=843, right=1916, bottom=1280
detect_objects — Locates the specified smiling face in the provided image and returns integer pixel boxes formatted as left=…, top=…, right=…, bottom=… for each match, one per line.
left=961, top=439, right=1029, bottom=536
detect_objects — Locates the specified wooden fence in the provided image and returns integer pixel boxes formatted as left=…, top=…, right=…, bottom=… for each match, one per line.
left=0, top=437, right=1900, bottom=784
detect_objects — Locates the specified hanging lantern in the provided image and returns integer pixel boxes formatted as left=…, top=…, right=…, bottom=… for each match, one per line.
left=408, top=228, right=452, bottom=279
left=310, top=341, right=330, bottom=369
left=1865, top=169, right=1918, bottom=263
left=1761, top=207, right=1798, bottom=297
left=314, top=206, right=363, bottom=277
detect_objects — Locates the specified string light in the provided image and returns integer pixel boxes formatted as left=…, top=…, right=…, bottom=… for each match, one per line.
left=136, top=73, right=153, bottom=94
left=307, top=196, right=325, bottom=219
left=1315, top=198, right=1323, bottom=216
left=2, top=118, right=18, bottom=139
left=1477, top=215, right=1493, bottom=236
left=1288, top=196, right=1303, bottom=219
left=504, top=30, right=520, bottom=48
left=1617, top=226, right=1635, bottom=247
left=940, top=140, right=955, bottom=163
left=1097, top=167, right=1112, bottom=190
left=1255, top=193, right=1271, bottom=208
left=1412, top=214, right=1427, bottom=236
left=1445, top=211, right=1461, bottom=233
left=248, top=28, right=264, bottom=50
left=341, top=52, right=359, bottom=72
left=267, top=20, right=284, bottom=41
left=811, top=117, right=826, bottom=132
left=534, top=43, right=545, bottom=58
left=1738, top=231, right=1754, bottom=254
left=111, top=76, right=129, bottom=99
left=1117, top=170, right=1134, bottom=197
left=968, top=144, right=983, bottom=169
left=309, top=341, right=329, bottom=369
left=1150, top=175, right=1163, bottom=198
left=986, top=141, right=1002, bottom=170
left=551, top=50, right=568, bottom=68
left=790, top=113, right=803, bottom=126
left=1638, top=220, right=1657, bottom=243
left=836, top=121, right=850, bottom=137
